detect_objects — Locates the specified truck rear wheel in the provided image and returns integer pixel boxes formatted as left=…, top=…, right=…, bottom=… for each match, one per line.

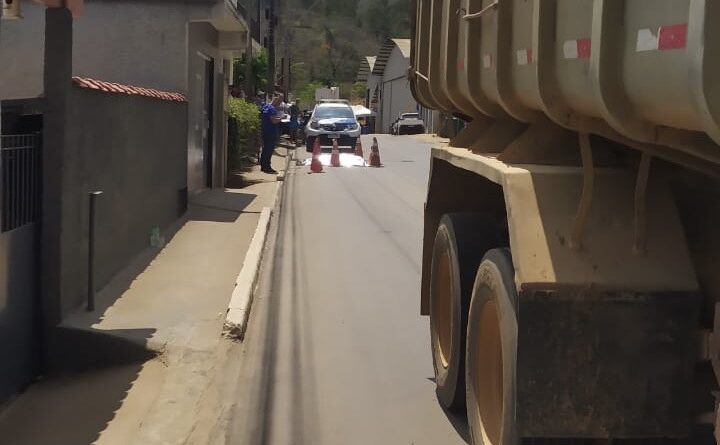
left=465, top=248, right=518, bottom=445
left=430, top=214, right=501, bottom=411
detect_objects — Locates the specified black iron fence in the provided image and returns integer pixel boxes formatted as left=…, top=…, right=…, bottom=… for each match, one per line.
left=0, top=134, right=41, bottom=232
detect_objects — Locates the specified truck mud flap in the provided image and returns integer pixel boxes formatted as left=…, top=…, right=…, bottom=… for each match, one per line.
left=517, top=290, right=701, bottom=438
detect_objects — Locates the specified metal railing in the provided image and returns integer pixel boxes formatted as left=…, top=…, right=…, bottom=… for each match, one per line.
left=0, top=134, right=41, bottom=232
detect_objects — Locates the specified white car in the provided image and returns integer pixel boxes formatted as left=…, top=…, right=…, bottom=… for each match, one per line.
left=305, top=103, right=361, bottom=152
left=392, top=112, right=425, bottom=135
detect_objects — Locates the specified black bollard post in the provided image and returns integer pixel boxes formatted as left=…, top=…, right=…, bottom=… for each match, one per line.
left=87, top=191, right=103, bottom=311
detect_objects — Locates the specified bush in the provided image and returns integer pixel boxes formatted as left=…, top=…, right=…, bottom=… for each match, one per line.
left=227, top=97, right=260, bottom=168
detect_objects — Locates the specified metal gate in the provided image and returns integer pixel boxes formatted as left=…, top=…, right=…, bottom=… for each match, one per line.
left=0, top=133, right=41, bottom=403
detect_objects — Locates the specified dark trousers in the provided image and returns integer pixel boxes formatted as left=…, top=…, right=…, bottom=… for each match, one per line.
left=261, top=134, right=277, bottom=170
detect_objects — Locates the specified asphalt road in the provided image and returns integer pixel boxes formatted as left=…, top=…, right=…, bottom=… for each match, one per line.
left=228, top=134, right=468, bottom=445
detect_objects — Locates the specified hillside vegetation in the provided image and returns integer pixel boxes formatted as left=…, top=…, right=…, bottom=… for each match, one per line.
left=282, top=0, right=411, bottom=100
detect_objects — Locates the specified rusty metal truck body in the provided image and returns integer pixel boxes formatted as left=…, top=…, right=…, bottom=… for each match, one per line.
left=411, top=1, right=720, bottom=443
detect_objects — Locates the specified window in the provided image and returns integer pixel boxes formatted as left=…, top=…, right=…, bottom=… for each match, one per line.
left=313, top=106, right=355, bottom=120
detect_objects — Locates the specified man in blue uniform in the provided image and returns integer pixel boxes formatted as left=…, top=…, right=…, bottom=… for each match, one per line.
left=260, top=94, right=285, bottom=174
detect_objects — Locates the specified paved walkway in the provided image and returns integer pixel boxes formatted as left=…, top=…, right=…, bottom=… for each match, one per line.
left=0, top=155, right=284, bottom=445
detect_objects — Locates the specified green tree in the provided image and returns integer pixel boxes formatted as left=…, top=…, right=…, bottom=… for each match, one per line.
left=364, top=0, right=392, bottom=40
left=296, top=81, right=327, bottom=106
left=233, top=49, right=269, bottom=95
left=362, top=0, right=411, bottom=39
left=351, top=81, right=367, bottom=103
left=324, top=0, right=357, bottom=17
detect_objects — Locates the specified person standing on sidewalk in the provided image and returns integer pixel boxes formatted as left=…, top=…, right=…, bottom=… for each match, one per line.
left=260, top=94, right=286, bottom=174
left=288, top=99, right=301, bottom=144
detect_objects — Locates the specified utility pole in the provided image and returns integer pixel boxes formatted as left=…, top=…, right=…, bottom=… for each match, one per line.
left=243, top=20, right=253, bottom=97
left=266, top=0, right=276, bottom=95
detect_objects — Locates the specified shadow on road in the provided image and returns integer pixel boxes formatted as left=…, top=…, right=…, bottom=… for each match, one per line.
left=442, top=407, right=471, bottom=444
left=426, top=378, right=471, bottom=443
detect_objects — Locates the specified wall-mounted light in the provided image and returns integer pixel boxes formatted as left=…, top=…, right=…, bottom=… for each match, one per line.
left=1, top=0, right=22, bottom=19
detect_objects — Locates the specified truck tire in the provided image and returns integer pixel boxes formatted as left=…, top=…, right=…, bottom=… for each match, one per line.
left=430, top=214, right=501, bottom=411
left=465, top=248, right=518, bottom=445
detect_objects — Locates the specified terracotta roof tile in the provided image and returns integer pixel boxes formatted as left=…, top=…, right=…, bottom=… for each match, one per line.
left=72, top=76, right=187, bottom=102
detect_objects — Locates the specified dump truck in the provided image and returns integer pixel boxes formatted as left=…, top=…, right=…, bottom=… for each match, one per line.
left=410, top=1, right=720, bottom=444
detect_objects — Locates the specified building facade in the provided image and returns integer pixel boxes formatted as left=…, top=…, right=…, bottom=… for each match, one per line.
left=0, top=0, right=251, bottom=192
left=371, top=39, right=419, bottom=134
left=0, top=0, right=253, bottom=404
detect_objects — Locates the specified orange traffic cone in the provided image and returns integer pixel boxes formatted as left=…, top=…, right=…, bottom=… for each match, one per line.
left=310, top=137, right=323, bottom=173
left=330, top=139, right=341, bottom=167
left=369, top=137, right=383, bottom=167
left=354, top=138, right=364, bottom=158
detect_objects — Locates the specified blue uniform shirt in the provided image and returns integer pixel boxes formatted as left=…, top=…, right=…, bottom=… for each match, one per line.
left=261, top=103, right=279, bottom=140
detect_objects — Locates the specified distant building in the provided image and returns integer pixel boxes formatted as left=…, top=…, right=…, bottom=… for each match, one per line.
left=371, top=39, right=419, bottom=134
left=357, top=56, right=377, bottom=108
left=354, top=56, right=378, bottom=132
left=356, top=56, right=376, bottom=83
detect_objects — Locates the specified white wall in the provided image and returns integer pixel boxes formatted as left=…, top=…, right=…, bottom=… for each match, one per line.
left=379, top=45, right=417, bottom=133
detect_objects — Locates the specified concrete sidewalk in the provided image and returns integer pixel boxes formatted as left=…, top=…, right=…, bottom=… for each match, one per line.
left=0, top=155, right=284, bottom=445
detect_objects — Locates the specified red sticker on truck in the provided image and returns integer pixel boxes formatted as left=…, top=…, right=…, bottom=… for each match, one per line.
left=636, top=23, right=688, bottom=52
left=577, top=38, right=592, bottom=58
left=658, top=23, right=688, bottom=50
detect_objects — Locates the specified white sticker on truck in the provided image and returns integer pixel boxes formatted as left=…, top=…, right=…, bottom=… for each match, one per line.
left=636, top=28, right=659, bottom=52
left=483, top=54, right=492, bottom=69
left=516, top=49, right=532, bottom=66
left=563, top=40, right=579, bottom=59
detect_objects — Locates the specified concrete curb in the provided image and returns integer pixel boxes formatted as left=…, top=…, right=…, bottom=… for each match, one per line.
left=223, top=207, right=272, bottom=340
left=222, top=148, right=293, bottom=340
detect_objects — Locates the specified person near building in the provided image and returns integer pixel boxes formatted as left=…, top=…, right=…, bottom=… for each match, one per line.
left=288, top=99, right=301, bottom=143
left=260, top=94, right=286, bottom=174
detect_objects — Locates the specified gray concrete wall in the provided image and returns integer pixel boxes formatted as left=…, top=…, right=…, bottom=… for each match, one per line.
left=0, top=2, right=46, bottom=100
left=0, top=224, right=38, bottom=403
left=0, top=1, right=203, bottom=98
left=57, top=87, right=187, bottom=317
left=0, top=2, right=231, bottom=194
left=42, top=7, right=73, bottom=327
left=0, top=1, right=219, bottom=97
left=73, top=1, right=190, bottom=93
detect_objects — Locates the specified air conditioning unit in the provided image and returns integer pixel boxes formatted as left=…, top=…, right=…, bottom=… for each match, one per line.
left=1, top=0, right=22, bottom=20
